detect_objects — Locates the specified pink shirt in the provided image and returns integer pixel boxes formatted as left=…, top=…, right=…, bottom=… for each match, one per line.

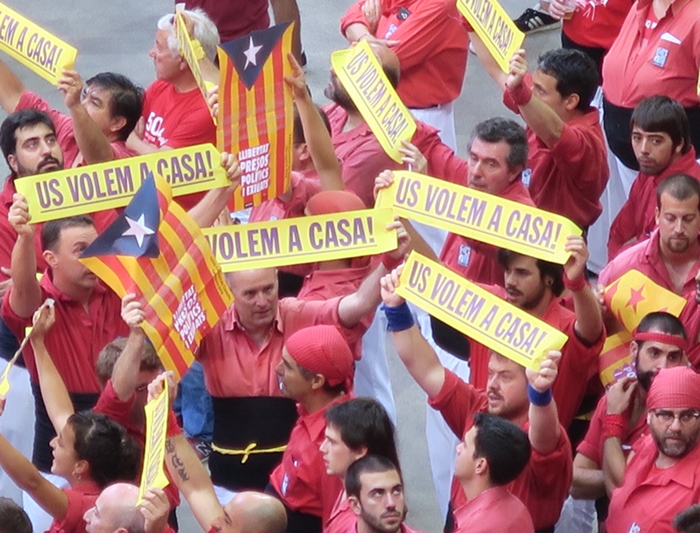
left=453, top=486, right=534, bottom=533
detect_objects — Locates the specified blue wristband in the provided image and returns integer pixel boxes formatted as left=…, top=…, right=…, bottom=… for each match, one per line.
left=382, top=302, right=415, bottom=332
left=527, top=383, right=553, bottom=407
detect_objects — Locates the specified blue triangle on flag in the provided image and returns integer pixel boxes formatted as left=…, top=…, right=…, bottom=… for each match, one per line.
left=81, top=173, right=161, bottom=258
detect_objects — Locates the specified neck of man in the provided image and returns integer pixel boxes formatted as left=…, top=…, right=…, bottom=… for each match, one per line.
left=300, top=389, right=344, bottom=414
left=460, top=475, right=494, bottom=502
left=54, top=278, right=93, bottom=307
left=525, top=290, right=554, bottom=319
left=630, top=387, right=648, bottom=426
left=343, top=109, right=364, bottom=131
left=357, top=518, right=399, bottom=533
left=661, top=241, right=700, bottom=267
left=170, top=70, right=198, bottom=93
left=655, top=450, right=681, bottom=469
left=241, top=322, right=273, bottom=347
left=318, top=258, right=352, bottom=271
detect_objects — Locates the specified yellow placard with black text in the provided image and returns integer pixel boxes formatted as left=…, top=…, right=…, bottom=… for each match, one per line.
left=376, top=171, right=580, bottom=264
left=15, top=144, right=229, bottom=223
left=397, top=252, right=568, bottom=370
left=0, top=2, right=77, bottom=84
left=330, top=40, right=416, bottom=163
left=204, top=208, right=397, bottom=272
left=137, top=379, right=170, bottom=504
left=456, top=0, right=524, bottom=73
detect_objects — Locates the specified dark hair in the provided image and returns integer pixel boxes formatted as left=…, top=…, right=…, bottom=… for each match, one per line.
left=635, top=312, right=687, bottom=352
left=469, top=117, right=528, bottom=170
left=293, top=105, right=331, bottom=145
left=497, top=249, right=565, bottom=297
left=296, top=363, right=347, bottom=394
left=0, top=497, right=32, bottom=533
left=325, top=398, right=400, bottom=468
left=96, top=336, right=163, bottom=388
left=40, top=215, right=95, bottom=251
left=673, top=504, right=700, bottom=533
left=631, top=96, right=691, bottom=154
left=69, top=411, right=141, bottom=487
left=85, top=72, right=144, bottom=141
left=0, top=109, right=56, bottom=168
left=656, top=174, right=700, bottom=210
left=537, top=49, right=599, bottom=112
left=472, top=413, right=530, bottom=485
left=345, top=455, right=401, bottom=499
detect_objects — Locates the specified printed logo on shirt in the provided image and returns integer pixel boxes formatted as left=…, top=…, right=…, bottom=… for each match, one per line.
left=281, top=473, right=289, bottom=495
left=458, top=244, right=472, bottom=267
left=384, top=24, right=398, bottom=39
left=144, top=112, right=168, bottom=147
left=644, top=19, right=658, bottom=30
left=627, top=524, right=641, bottom=533
left=397, top=7, right=412, bottom=20
left=652, top=47, right=668, bottom=67
left=521, top=168, right=532, bottom=188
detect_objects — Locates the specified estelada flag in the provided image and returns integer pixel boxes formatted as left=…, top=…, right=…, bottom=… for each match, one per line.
left=604, top=269, right=687, bottom=333
left=79, top=172, right=233, bottom=379
left=599, top=331, right=635, bottom=388
left=217, top=23, right=293, bottom=210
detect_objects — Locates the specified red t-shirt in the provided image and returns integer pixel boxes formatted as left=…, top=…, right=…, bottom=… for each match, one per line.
left=1, top=272, right=128, bottom=392
left=504, top=87, right=608, bottom=229
left=340, top=0, right=468, bottom=108
left=602, top=0, right=700, bottom=108
left=563, top=0, right=634, bottom=50
left=606, top=433, right=700, bottom=532
left=453, top=486, right=535, bottom=533
left=608, top=148, right=700, bottom=260
left=47, top=482, right=100, bottom=533
left=269, top=397, right=348, bottom=521
left=429, top=370, right=572, bottom=530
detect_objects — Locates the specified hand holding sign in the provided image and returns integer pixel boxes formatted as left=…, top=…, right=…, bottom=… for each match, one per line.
left=58, top=69, right=83, bottom=110
left=283, top=52, right=311, bottom=101
left=8, top=193, right=34, bottom=237
left=505, top=49, right=528, bottom=92
left=563, top=235, right=589, bottom=284
left=122, top=293, right=146, bottom=332
left=380, top=266, right=407, bottom=308
left=526, top=350, right=561, bottom=393
left=398, top=140, right=427, bottom=174
left=606, top=376, right=637, bottom=415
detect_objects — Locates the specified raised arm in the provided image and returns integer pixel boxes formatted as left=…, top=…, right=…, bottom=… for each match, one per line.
left=571, top=452, right=606, bottom=500
left=0, top=57, right=24, bottom=113
left=338, top=219, right=410, bottom=327
left=565, top=236, right=604, bottom=344
left=186, top=152, right=241, bottom=228
left=285, top=54, right=343, bottom=191
left=30, top=303, right=74, bottom=434
left=602, top=377, right=637, bottom=495
left=111, top=294, right=147, bottom=401
left=526, top=351, right=562, bottom=454
left=468, top=32, right=507, bottom=89
left=8, top=194, right=42, bottom=317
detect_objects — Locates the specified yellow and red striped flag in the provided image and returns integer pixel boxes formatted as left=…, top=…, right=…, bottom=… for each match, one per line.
left=604, top=269, right=687, bottom=333
left=599, top=331, right=635, bottom=388
left=79, top=172, right=233, bottom=379
left=217, top=23, right=293, bottom=210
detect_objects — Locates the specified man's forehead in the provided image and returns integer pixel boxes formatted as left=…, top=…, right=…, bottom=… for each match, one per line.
left=632, top=126, right=671, bottom=137
left=361, top=469, right=401, bottom=490
left=16, top=123, right=54, bottom=141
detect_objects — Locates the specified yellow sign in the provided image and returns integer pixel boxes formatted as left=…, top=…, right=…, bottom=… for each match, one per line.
left=604, top=269, right=687, bottom=333
left=175, top=11, right=215, bottom=125
left=204, top=208, right=397, bottom=272
left=397, top=252, right=568, bottom=370
left=456, top=0, right=524, bottom=73
left=598, top=331, right=634, bottom=388
left=138, top=379, right=170, bottom=503
left=0, top=3, right=77, bottom=84
left=330, top=40, right=416, bottom=163
left=377, top=171, right=580, bottom=264
left=16, top=144, right=229, bottom=223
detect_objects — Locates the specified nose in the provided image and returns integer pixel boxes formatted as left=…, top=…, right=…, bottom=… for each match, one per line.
left=254, top=293, right=268, bottom=307
left=669, top=416, right=683, bottom=431
left=83, top=506, right=94, bottom=523
left=639, top=138, right=651, bottom=154
left=149, top=44, right=157, bottom=58
left=657, top=356, right=670, bottom=370
left=50, top=436, right=58, bottom=449
left=385, top=493, right=397, bottom=510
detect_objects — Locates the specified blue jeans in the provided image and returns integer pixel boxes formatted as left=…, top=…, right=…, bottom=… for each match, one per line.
left=173, top=361, right=214, bottom=442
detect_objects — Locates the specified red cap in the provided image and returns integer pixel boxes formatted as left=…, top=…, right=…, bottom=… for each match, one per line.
left=285, top=325, right=354, bottom=388
left=647, top=366, right=700, bottom=410
left=306, top=190, right=366, bottom=216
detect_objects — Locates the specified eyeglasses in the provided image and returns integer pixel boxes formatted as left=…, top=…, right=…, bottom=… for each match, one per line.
left=652, top=409, right=700, bottom=425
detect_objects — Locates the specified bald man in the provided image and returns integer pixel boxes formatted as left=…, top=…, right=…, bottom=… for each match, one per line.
left=83, top=484, right=145, bottom=533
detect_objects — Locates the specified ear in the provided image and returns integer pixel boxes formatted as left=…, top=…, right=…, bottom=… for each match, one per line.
left=109, top=116, right=127, bottom=136
left=7, top=154, right=18, bottom=174
left=675, top=140, right=684, bottom=155
left=348, top=496, right=362, bottom=516
left=43, top=249, right=58, bottom=268
left=355, top=445, right=369, bottom=461
left=74, top=458, right=89, bottom=477
left=630, top=340, right=639, bottom=364
left=647, top=411, right=653, bottom=425
left=474, top=457, right=488, bottom=476
left=297, top=143, right=311, bottom=163
left=564, top=93, right=580, bottom=112
left=310, top=374, right=326, bottom=391
left=508, top=165, right=523, bottom=184
left=655, top=206, right=660, bottom=225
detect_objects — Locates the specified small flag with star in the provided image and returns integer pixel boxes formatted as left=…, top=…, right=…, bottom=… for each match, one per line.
left=78, top=172, right=233, bottom=379
left=604, top=269, right=687, bottom=333
left=217, top=23, right=294, bottom=210
left=598, top=331, right=635, bottom=388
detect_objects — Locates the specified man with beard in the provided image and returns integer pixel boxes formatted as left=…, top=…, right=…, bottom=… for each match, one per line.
left=605, top=366, right=700, bottom=532
left=571, top=312, right=688, bottom=504
left=345, top=455, right=421, bottom=533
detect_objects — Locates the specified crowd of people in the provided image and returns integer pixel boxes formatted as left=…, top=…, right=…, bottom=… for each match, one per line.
left=0, top=0, right=700, bottom=532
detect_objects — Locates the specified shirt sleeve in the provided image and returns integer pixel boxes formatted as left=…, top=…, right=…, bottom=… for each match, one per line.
left=428, top=369, right=486, bottom=438
left=93, top=380, right=135, bottom=426
left=340, top=0, right=371, bottom=35
left=576, top=399, right=606, bottom=465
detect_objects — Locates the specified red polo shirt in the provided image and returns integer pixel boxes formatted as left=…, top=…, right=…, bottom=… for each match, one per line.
left=606, top=433, right=700, bottom=532
left=504, top=90, right=608, bottom=229
left=1, top=272, right=128, bottom=393
left=468, top=287, right=603, bottom=429
left=269, top=396, right=348, bottom=521
left=608, top=148, right=700, bottom=260
left=429, top=370, right=572, bottom=530
left=324, top=492, right=356, bottom=533
left=453, top=486, right=534, bottom=533
left=340, top=0, right=468, bottom=108
left=47, top=482, right=100, bottom=533
left=439, top=181, right=534, bottom=286
left=198, top=297, right=363, bottom=397
left=598, top=230, right=700, bottom=300
left=562, top=0, right=634, bottom=50
left=576, top=394, right=648, bottom=466
left=602, top=0, right=700, bottom=108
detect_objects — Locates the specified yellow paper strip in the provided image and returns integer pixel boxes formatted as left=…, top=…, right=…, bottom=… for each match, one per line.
left=0, top=3, right=77, bottom=84
left=15, top=144, right=228, bottom=223
left=396, top=252, right=568, bottom=370
left=204, top=208, right=397, bottom=272
left=376, top=171, right=580, bottom=264
left=330, top=40, right=416, bottom=163
left=138, top=379, right=170, bottom=504
left=456, top=0, right=525, bottom=73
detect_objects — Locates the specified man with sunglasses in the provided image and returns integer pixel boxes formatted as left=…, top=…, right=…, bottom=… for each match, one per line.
left=605, top=366, right=700, bottom=532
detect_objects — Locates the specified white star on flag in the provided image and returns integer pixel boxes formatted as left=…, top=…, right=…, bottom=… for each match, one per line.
left=243, top=36, right=263, bottom=69
left=122, top=214, right=154, bottom=248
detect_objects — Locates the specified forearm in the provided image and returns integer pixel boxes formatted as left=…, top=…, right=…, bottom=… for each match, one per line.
left=111, top=329, right=146, bottom=400
left=528, top=399, right=561, bottom=455
left=296, top=95, right=343, bottom=191
left=572, top=286, right=604, bottom=344
left=31, top=338, right=74, bottom=433
left=187, top=185, right=236, bottom=228
left=516, top=95, right=564, bottom=148
left=571, top=467, right=606, bottom=500
left=10, top=234, right=42, bottom=317
left=0, top=58, right=24, bottom=112
left=69, top=105, right=116, bottom=164
left=602, top=437, right=626, bottom=494
left=344, top=22, right=371, bottom=41
left=468, top=32, right=507, bottom=89
left=338, top=263, right=387, bottom=327
left=390, top=323, right=446, bottom=398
